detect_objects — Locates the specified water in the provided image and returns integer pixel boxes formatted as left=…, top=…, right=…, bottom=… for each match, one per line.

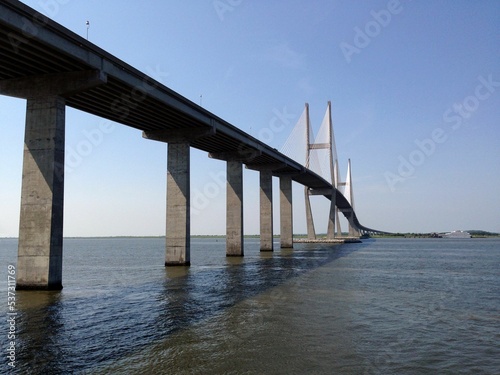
left=1, top=237, right=499, bottom=374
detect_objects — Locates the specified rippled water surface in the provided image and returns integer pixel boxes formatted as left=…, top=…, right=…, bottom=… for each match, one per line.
left=1, top=237, right=499, bottom=374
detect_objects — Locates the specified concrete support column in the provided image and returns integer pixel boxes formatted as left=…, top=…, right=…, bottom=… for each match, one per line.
left=226, top=161, right=243, bottom=256
left=166, top=142, right=190, bottom=266
left=279, top=176, right=293, bottom=248
left=349, top=215, right=359, bottom=237
left=144, top=126, right=216, bottom=267
left=305, top=187, right=316, bottom=240
left=260, top=170, right=273, bottom=251
left=17, top=96, right=65, bottom=290
left=1, top=70, right=107, bottom=290
left=336, top=210, right=342, bottom=238
left=326, top=194, right=336, bottom=240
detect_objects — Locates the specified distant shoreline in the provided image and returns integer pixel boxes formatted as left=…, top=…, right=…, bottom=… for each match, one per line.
left=1, top=232, right=499, bottom=240
left=371, top=231, right=500, bottom=238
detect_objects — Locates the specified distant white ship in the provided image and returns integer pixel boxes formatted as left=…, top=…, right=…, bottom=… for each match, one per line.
left=441, top=230, right=471, bottom=238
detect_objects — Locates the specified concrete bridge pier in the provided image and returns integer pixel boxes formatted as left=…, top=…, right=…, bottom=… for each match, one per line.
left=166, top=142, right=191, bottom=265
left=226, top=160, right=244, bottom=256
left=259, top=170, right=274, bottom=252
left=326, top=191, right=337, bottom=239
left=0, top=70, right=107, bottom=290
left=208, top=150, right=262, bottom=257
left=143, top=127, right=215, bottom=266
left=242, top=163, right=295, bottom=252
left=17, top=96, right=66, bottom=290
left=209, top=150, right=262, bottom=257
left=305, top=187, right=316, bottom=240
left=279, top=176, right=293, bottom=248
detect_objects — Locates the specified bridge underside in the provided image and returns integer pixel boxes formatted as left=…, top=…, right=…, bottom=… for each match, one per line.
left=0, top=1, right=385, bottom=290
left=0, top=1, right=329, bottom=188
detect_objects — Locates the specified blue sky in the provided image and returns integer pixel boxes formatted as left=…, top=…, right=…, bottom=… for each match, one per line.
left=1, top=0, right=499, bottom=236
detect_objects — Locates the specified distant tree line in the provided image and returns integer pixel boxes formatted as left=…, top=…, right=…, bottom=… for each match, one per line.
left=371, top=230, right=499, bottom=238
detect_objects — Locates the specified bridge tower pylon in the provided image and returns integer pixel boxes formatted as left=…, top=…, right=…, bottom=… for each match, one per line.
left=304, top=101, right=342, bottom=239
left=338, top=158, right=360, bottom=237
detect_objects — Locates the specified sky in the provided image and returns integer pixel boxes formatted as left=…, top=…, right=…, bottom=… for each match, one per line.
left=1, top=0, right=499, bottom=237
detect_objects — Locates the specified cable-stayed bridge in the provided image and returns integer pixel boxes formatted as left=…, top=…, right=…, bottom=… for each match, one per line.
left=281, top=102, right=384, bottom=240
left=0, top=0, right=385, bottom=290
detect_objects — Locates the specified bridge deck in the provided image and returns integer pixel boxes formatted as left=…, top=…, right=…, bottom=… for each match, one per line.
left=0, top=0, right=380, bottom=233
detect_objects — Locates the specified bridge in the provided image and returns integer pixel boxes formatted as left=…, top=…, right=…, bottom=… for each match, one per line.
left=0, top=0, right=384, bottom=290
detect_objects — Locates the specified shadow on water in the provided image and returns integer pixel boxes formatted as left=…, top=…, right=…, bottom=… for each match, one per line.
left=12, top=241, right=368, bottom=374
left=14, top=292, right=65, bottom=375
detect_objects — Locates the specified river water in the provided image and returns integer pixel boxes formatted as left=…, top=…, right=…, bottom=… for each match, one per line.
left=1, top=237, right=499, bottom=374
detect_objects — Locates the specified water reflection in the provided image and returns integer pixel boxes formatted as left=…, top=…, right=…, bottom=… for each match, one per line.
left=6, top=239, right=365, bottom=373
left=153, top=242, right=360, bottom=344
left=16, top=291, right=64, bottom=375
left=2, top=238, right=498, bottom=374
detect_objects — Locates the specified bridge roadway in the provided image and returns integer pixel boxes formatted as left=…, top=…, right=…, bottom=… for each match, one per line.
left=0, top=0, right=379, bottom=290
